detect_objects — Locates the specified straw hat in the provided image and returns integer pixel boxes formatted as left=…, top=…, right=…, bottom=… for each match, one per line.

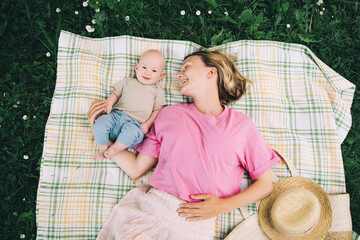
left=258, top=176, right=332, bottom=240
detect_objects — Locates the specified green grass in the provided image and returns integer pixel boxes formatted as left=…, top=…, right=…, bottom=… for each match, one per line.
left=1, top=0, right=359, bottom=238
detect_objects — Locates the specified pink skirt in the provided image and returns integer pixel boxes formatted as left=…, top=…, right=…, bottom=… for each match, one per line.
left=96, top=186, right=216, bottom=240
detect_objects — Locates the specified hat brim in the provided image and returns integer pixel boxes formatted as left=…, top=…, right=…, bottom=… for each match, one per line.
left=259, top=176, right=332, bottom=240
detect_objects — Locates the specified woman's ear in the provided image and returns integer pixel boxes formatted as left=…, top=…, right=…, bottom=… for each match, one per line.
left=134, top=63, right=138, bottom=71
left=207, top=67, right=218, bottom=78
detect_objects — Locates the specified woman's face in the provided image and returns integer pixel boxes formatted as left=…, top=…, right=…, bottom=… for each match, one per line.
left=177, top=55, right=212, bottom=97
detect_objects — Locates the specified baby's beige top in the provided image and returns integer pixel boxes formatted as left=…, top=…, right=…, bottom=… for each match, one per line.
left=112, top=77, right=166, bottom=123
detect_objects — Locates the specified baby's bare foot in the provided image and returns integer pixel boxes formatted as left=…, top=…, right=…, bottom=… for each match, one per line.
left=104, top=148, right=116, bottom=160
left=93, top=152, right=105, bottom=161
left=104, top=141, right=128, bottom=160
left=94, top=144, right=109, bottom=161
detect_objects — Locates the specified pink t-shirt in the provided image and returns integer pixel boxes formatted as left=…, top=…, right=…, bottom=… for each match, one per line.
left=134, top=103, right=280, bottom=202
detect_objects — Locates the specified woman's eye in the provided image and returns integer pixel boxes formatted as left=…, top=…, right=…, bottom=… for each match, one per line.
left=142, top=66, right=147, bottom=69
left=152, top=70, right=157, bottom=73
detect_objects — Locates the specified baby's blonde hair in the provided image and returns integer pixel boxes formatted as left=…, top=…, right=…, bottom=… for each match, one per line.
left=140, top=49, right=165, bottom=71
left=185, top=50, right=251, bottom=105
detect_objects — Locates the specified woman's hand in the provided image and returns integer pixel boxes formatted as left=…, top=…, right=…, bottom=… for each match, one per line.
left=177, top=170, right=274, bottom=221
left=87, top=99, right=107, bottom=126
left=105, top=101, right=113, bottom=114
left=177, top=194, right=229, bottom=221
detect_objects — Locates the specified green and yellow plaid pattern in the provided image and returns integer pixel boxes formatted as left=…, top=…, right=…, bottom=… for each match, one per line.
left=36, top=30, right=355, bottom=239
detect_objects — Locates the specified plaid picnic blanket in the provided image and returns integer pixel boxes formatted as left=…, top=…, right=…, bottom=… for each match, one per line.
left=36, top=30, right=356, bottom=239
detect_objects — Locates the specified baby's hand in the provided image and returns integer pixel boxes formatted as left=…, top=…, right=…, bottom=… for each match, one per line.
left=141, top=123, right=150, bottom=134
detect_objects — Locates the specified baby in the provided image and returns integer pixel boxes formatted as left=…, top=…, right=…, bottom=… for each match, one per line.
left=92, top=49, right=166, bottom=161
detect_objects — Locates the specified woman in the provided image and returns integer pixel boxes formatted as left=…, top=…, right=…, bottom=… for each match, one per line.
left=88, top=50, right=280, bottom=239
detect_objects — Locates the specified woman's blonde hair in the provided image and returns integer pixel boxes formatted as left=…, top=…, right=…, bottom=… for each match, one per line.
left=185, top=50, right=251, bottom=105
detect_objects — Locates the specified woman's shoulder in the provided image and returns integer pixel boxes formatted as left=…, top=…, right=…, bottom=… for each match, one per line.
left=157, top=103, right=191, bottom=118
left=227, top=106, right=247, bottom=118
left=227, top=107, right=256, bottom=126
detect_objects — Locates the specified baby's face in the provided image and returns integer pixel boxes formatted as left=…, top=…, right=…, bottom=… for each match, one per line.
left=135, top=52, right=165, bottom=85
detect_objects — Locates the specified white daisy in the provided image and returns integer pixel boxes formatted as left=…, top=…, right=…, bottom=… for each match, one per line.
left=286, top=24, right=291, bottom=28
left=95, top=8, right=100, bottom=12
left=46, top=52, right=51, bottom=57
left=20, top=234, right=25, bottom=239
left=125, top=16, right=130, bottom=21
left=23, top=155, right=29, bottom=160
left=320, top=11, right=324, bottom=15
left=92, top=19, right=96, bottom=24
left=75, top=11, right=79, bottom=15
left=224, top=11, right=229, bottom=16
left=196, top=10, right=201, bottom=15
left=208, top=10, right=212, bottom=14
left=180, top=10, right=185, bottom=15
left=83, top=1, right=88, bottom=7
left=56, top=8, right=61, bottom=13
left=23, top=115, right=27, bottom=120
left=86, top=25, right=93, bottom=32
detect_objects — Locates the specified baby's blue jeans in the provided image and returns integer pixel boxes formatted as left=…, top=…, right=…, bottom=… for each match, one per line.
left=93, top=110, right=144, bottom=148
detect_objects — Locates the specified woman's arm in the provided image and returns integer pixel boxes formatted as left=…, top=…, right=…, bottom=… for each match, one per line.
left=177, top=169, right=273, bottom=221
left=112, top=150, right=158, bottom=181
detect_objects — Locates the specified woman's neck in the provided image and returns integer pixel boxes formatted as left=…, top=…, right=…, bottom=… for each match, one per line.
left=193, top=98, right=224, bottom=117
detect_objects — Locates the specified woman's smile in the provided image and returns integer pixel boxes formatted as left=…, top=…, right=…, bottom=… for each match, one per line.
left=180, top=79, right=188, bottom=87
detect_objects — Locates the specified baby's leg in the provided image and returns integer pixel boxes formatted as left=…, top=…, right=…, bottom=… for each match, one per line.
left=92, top=114, right=114, bottom=161
left=103, top=113, right=143, bottom=160
left=104, top=119, right=144, bottom=160
left=93, top=144, right=109, bottom=161
left=104, top=141, right=128, bottom=160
